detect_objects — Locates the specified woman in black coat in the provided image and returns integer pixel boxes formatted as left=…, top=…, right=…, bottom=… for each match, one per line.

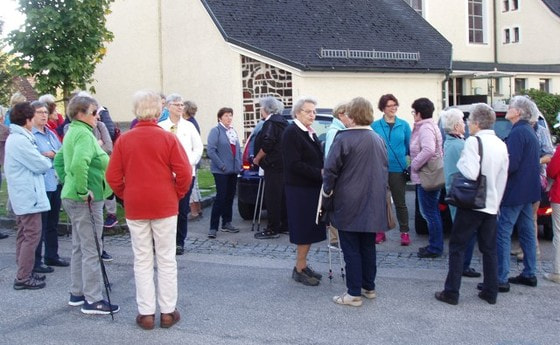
left=282, top=97, right=326, bottom=286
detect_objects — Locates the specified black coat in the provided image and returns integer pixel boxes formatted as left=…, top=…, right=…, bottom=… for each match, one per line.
left=282, top=123, right=323, bottom=188
left=254, top=114, right=288, bottom=172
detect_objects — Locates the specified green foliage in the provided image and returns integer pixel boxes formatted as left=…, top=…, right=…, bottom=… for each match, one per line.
left=522, top=88, right=560, bottom=136
left=7, top=0, right=114, bottom=103
left=0, top=20, right=15, bottom=106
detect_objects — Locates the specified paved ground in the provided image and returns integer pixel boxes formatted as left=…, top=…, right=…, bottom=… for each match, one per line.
left=1, top=191, right=559, bottom=345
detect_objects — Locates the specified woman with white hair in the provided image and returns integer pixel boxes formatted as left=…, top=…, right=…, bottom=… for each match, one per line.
left=106, top=90, right=191, bottom=329
left=442, top=107, right=480, bottom=278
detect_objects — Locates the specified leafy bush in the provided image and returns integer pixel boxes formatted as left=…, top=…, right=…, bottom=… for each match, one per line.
left=522, top=88, right=560, bottom=137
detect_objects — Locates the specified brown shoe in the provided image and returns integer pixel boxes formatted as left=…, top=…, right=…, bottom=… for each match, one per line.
left=136, top=314, right=155, bottom=330
left=160, top=309, right=180, bottom=328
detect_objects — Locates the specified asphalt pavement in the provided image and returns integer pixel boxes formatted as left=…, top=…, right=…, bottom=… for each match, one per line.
left=0, top=190, right=559, bottom=345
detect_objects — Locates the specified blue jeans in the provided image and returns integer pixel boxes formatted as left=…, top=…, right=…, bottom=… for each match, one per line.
left=176, top=178, right=195, bottom=248
left=497, top=203, right=537, bottom=283
left=338, top=230, right=376, bottom=297
left=417, top=185, right=443, bottom=255
left=210, top=173, right=237, bottom=230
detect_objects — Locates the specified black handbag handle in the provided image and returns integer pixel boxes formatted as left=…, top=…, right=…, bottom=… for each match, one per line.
left=475, top=136, right=483, bottom=179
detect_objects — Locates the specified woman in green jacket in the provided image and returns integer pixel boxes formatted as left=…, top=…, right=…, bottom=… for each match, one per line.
left=54, top=94, right=118, bottom=316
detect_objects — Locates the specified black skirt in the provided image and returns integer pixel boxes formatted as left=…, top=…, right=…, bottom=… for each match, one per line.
left=285, top=185, right=326, bottom=245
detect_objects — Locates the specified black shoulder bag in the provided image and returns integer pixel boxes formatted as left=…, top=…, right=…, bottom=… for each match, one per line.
left=445, top=136, right=487, bottom=209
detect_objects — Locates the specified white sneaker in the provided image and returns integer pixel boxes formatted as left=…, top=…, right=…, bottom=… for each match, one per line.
left=333, top=292, right=362, bottom=307
left=544, top=273, right=560, bottom=284
left=361, top=288, right=377, bottom=299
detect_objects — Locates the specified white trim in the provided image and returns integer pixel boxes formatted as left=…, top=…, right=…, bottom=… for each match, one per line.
left=227, top=43, right=303, bottom=74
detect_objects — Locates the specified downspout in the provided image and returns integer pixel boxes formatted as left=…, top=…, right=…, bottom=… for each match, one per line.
left=493, top=0, right=498, bottom=64
left=158, top=0, right=164, bottom=92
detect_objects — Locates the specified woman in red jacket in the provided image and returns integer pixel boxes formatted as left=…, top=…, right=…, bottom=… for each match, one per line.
left=546, top=148, right=560, bottom=284
left=106, top=90, right=192, bottom=329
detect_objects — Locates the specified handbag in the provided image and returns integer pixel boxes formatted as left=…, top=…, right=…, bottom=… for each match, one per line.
left=386, top=190, right=396, bottom=230
left=445, top=136, right=487, bottom=209
left=418, top=123, right=445, bottom=191
left=419, top=157, right=445, bottom=191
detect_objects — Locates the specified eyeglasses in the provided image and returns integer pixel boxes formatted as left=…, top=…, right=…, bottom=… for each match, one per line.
left=170, top=125, right=177, bottom=134
left=171, top=103, right=184, bottom=107
left=411, top=110, right=417, bottom=115
left=300, top=109, right=317, bottom=115
left=34, top=110, right=49, bottom=114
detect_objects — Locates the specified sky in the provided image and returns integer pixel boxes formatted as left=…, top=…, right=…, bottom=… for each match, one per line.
left=0, top=0, right=25, bottom=38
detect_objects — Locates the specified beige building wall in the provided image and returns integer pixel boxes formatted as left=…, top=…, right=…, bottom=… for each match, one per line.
left=497, top=1, right=560, bottom=64
left=291, top=72, right=446, bottom=125
left=424, top=0, right=495, bottom=62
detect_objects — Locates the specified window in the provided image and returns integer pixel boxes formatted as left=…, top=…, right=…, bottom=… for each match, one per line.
left=511, top=0, right=518, bottom=10
left=503, top=0, right=509, bottom=11
left=493, top=78, right=502, bottom=96
left=515, top=78, right=526, bottom=94
left=540, top=79, right=550, bottom=93
left=504, top=28, right=510, bottom=43
left=404, top=0, right=423, bottom=16
left=513, top=27, right=519, bottom=43
left=468, top=0, right=485, bottom=43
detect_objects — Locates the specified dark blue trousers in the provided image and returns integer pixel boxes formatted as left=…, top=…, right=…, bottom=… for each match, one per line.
left=176, top=178, right=195, bottom=248
left=210, top=173, right=237, bottom=230
left=444, top=208, right=498, bottom=301
left=338, top=230, right=377, bottom=297
left=35, top=185, right=62, bottom=266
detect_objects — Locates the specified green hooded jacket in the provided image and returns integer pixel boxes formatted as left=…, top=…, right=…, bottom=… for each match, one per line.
left=54, top=120, right=112, bottom=201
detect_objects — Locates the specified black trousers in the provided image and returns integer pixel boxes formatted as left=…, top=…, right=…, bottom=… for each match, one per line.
left=264, top=169, right=287, bottom=232
left=444, top=208, right=498, bottom=301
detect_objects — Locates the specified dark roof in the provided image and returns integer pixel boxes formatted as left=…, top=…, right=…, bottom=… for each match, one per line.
left=452, top=61, right=560, bottom=74
left=12, top=76, right=38, bottom=102
left=542, top=0, right=560, bottom=17
left=201, top=0, right=452, bottom=73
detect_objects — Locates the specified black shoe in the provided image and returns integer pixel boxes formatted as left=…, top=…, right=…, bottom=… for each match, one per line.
left=508, top=274, right=537, bottom=287
left=292, top=267, right=320, bottom=286
left=477, top=282, right=510, bottom=293
left=254, top=230, right=280, bottom=239
left=278, top=228, right=289, bottom=235
left=101, top=251, right=113, bottom=262
left=462, top=268, right=482, bottom=278
left=13, top=277, right=46, bottom=290
left=417, top=250, right=441, bottom=258
left=434, top=291, right=458, bottom=305
left=303, top=266, right=322, bottom=280
left=32, top=272, right=46, bottom=281
left=33, top=264, right=54, bottom=274
left=44, top=258, right=70, bottom=267
left=0, top=232, right=8, bottom=239
left=176, top=246, right=184, bottom=256
left=478, top=291, right=497, bottom=305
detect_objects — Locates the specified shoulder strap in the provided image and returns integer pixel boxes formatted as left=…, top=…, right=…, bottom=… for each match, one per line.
left=476, top=136, right=483, bottom=176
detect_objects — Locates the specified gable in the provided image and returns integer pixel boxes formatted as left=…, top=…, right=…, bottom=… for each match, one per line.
left=201, top=0, right=452, bottom=73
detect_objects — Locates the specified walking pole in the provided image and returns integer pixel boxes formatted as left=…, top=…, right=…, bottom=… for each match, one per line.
left=256, top=179, right=265, bottom=232
left=87, top=197, right=114, bottom=320
left=251, top=176, right=263, bottom=231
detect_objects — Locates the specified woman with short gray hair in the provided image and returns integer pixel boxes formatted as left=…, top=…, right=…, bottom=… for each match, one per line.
left=441, top=107, right=480, bottom=278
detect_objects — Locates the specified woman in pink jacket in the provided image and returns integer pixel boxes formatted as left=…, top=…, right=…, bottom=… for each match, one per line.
left=409, top=98, right=444, bottom=258
left=546, top=148, right=560, bottom=284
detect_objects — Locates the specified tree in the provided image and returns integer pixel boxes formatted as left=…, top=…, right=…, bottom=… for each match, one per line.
left=522, top=88, right=560, bottom=137
left=8, top=0, right=114, bottom=104
left=0, top=20, right=16, bottom=106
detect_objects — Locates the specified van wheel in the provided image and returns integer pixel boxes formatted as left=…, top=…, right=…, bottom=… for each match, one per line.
left=238, top=200, right=255, bottom=220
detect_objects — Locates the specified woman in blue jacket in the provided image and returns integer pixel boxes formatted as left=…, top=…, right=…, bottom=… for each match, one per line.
left=372, top=94, right=411, bottom=246
left=206, top=107, right=242, bottom=239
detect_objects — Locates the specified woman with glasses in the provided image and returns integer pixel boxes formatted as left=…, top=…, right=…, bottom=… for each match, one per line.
left=372, top=94, right=411, bottom=246
left=158, top=94, right=203, bottom=255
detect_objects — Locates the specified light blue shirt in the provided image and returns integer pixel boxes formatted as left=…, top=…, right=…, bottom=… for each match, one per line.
left=32, top=126, right=62, bottom=191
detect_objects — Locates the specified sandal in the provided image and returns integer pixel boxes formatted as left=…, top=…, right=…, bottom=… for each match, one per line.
left=333, top=292, right=362, bottom=307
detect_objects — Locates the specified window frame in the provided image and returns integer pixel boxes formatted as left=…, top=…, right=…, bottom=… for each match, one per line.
left=468, top=0, right=486, bottom=44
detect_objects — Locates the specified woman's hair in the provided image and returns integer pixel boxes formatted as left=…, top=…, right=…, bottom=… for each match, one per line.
left=469, top=103, right=496, bottom=130
left=30, top=100, right=48, bottom=112
left=332, top=102, right=347, bottom=120
left=412, top=98, right=434, bottom=119
left=217, top=107, right=233, bottom=121
left=67, top=95, right=98, bottom=120
left=132, top=90, right=162, bottom=120
left=184, top=101, right=198, bottom=117
left=346, top=97, right=374, bottom=126
left=291, top=96, right=318, bottom=118
left=441, top=108, right=464, bottom=134
left=378, top=94, right=399, bottom=112
left=10, top=92, right=26, bottom=107
left=165, top=93, right=183, bottom=105
left=259, top=96, right=284, bottom=115
left=38, top=94, right=57, bottom=114
left=509, top=95, right=538, bottom=122
left=10, top=102, right=34, bottom=126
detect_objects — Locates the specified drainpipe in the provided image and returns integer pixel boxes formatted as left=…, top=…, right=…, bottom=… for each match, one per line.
left=158, top=0, right=164, bottom=92
left=493, top=0, right=498, bottom=64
